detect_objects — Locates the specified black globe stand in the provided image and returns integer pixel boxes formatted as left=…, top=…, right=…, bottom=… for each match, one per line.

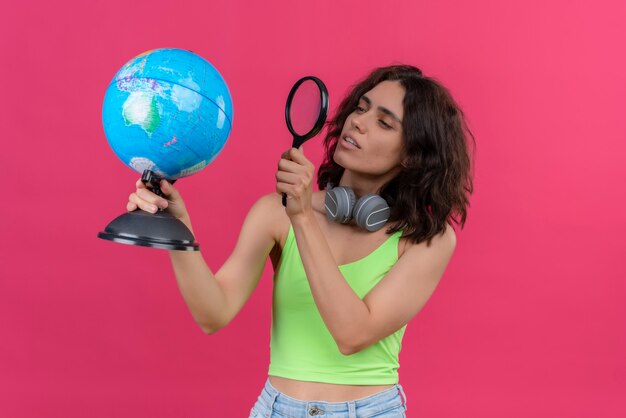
left=97, top=169, right=200, bottom=251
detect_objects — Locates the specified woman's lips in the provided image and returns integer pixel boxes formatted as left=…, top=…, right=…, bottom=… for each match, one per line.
left=341, top=135, right=360, bottom=149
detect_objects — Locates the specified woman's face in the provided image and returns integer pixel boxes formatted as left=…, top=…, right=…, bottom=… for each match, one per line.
left=334, top=80, right=405, bottom=177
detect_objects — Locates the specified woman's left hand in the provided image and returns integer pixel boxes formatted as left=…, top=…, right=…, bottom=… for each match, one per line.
left=276, top=145, right=315, bottom=220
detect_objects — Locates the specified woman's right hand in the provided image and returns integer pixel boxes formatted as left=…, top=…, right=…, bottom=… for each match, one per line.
left=127, top=178, right=190, bottom=221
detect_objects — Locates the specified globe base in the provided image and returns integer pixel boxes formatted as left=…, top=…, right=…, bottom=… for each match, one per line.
left=98, top=209, right=199, bottom=251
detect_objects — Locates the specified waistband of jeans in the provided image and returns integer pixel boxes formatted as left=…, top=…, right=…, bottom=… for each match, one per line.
left=259, top=378, right=406, bottom=412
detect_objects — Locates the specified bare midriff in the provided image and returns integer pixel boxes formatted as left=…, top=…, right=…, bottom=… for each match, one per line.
left=268, top=376, right=394, bottom=402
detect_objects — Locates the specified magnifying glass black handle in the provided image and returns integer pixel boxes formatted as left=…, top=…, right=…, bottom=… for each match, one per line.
left=281, top=75, right=329, bottom=208
left=281, top=136, right=304, bottom=207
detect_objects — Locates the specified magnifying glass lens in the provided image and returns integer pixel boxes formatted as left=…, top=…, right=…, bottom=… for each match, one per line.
left=288, top=79, right=322, bottom=137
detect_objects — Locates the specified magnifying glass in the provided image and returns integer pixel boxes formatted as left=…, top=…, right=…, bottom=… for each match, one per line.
left=282, top=75, right=329, bottom=207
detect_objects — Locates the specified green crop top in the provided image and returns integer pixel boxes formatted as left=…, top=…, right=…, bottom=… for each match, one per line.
left=268, top=223, right=407, bottom=385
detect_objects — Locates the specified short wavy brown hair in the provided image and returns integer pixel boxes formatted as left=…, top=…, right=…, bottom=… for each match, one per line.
left=317, top=64, right=476, bottom=246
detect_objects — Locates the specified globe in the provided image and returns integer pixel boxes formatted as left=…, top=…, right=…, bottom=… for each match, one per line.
left=102, top=48, right=233, bottom=180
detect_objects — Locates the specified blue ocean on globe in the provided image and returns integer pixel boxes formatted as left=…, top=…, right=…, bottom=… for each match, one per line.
left=102, top=48, right=233, bottom=180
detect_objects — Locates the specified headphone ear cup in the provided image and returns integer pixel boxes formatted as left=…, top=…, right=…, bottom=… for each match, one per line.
left=325, top=187, right=356, bottom=223
left=353, top=194, right=391, bottom=232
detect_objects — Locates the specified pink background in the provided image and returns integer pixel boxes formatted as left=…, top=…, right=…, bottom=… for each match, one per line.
left=1, top=0, right=624, bottom=416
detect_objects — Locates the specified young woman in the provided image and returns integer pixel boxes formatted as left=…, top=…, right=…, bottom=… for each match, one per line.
left=127, top=64, right=475, bottom=417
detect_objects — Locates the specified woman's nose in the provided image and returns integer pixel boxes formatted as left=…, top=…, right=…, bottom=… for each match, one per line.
left=351, top=114, right=365, bottom=133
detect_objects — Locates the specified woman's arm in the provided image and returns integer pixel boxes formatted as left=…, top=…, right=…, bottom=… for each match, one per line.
left=291, top=213, right=455, bottom=354
left=277, top=147, right=456, bottom=354
left=167, top=193, right=280, bottom=334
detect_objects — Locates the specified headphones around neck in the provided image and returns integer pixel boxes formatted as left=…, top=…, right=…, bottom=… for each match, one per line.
left=324, top=184, right=390, bottom=232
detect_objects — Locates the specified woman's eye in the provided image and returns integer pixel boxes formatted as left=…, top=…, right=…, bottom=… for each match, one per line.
left=356, top=106, right=365, bottom=113
left=379, top=120, right=391, bottom=129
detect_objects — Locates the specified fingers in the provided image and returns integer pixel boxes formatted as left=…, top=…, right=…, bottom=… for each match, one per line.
left=278, top=148, right=314, bottom=173
left=127, top=177, right=171, bottom=213
left=135, top=177, right=178, bottom=199
left=278, top=157, right=303, bottom=173
left=277, top=158, right=312, bottom=188
left=276, top=154, right=313, bottom=199
left=159, top=179, right=179, bottom=199
left=275, top=170, right=301, bottom=185
left=276, top=179, right=307, bottom=198
left=276, top=148, right=314, bottom=198
left=283, top=147, right=312, bottom=167
left=135, top=177, right=176, bottom=194
left=135, top=178, right=147, bottom=190
left=128, top=191, right=165, bottom=213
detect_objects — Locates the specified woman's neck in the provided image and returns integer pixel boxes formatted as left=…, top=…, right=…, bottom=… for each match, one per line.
left=337, top=169, right=399, bottom=197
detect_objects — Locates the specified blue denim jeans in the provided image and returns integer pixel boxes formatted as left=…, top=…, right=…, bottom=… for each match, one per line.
left=248, top=378, right=408, bottom=417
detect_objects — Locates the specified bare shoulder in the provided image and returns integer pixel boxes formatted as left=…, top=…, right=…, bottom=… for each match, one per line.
left=399, top=222, right=457, bottom=259
left=249, top=192, right=291, bottom=246
left=438, top=222, right=457, bottom=250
